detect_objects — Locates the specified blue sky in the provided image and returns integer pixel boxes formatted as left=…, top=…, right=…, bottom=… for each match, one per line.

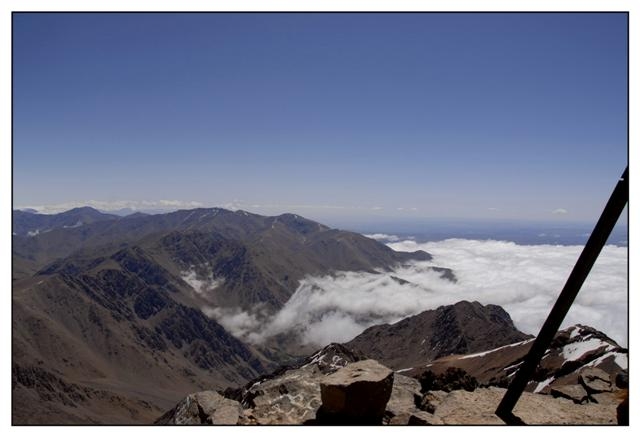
left=13, top=13, right=628, bottom=225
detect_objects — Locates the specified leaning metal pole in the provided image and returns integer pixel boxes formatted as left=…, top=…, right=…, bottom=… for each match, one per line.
left=495, top=167, right=628, bottom=425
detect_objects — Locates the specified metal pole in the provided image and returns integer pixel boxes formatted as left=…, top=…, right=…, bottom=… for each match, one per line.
left=495, top=167, right=628, bottom=424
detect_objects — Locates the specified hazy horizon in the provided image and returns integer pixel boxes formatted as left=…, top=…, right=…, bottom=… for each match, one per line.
left=12, top=201, right=628, bottom=248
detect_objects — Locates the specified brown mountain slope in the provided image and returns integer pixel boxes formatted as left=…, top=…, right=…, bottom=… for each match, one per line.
left=12, top=247, right=268, bottom=424
left=344, top=301, right=532, bottom=370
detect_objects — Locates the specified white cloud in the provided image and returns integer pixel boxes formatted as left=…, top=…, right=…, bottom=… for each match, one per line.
left=364, top=233, right=401, bottom=242
left=180, top=267, right=224, bottom=296
left=158, top=199, right=203, bottom=208
left=202, top=306, right=264, bottom=339
left=552, top=208, right=568, bottom=215
left=209, top=239, right=627, bottom=349
left=388, top=239, right=627, bottom=346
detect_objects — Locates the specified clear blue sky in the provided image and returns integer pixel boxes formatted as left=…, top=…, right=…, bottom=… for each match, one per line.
left=13, top=13, right=628, bottom=224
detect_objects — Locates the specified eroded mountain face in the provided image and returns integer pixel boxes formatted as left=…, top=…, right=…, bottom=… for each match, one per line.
left=12, top=208, right=429, bottom=424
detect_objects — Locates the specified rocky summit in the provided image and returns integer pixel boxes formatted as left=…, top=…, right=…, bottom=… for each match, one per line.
left=158, top=337, right=627, bottom=425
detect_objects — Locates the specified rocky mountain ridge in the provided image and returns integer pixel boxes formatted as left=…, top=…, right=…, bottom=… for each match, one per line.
left=404, top=324, right=628, bottom=397
left=158, top=326, right=627, bottom=425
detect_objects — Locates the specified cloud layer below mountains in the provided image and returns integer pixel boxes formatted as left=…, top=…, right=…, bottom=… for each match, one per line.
left=204, top=238, right=628, bottom=348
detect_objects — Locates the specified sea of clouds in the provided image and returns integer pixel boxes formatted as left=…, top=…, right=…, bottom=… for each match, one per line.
left=198, top=237, right=628, bottom=348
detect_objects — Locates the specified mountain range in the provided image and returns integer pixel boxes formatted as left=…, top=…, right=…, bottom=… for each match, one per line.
left=12, top=207, right=627, bottom=424
left=12, top=207, right=431, bottom=423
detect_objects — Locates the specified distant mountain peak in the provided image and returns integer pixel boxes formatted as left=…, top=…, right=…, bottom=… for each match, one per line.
left=64, top=206, right=102, bottom=213
left=345, top=301, right=532, bottom=370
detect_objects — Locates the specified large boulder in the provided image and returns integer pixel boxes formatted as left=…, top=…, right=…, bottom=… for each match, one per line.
left=550, top=384, right=590, bottom=404
left=155, top=391, right=242, bottom=424
left=579, top=368, right=612, bottom=394
left=317, top=359, right=394, bottom=424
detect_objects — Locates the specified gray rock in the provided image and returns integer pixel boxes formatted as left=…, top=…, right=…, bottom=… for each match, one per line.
left=385, top=374, right=422, bottom=417
left=579, top=367, right=612, bottom=394
left=383, top=374, right=424, bottom=424
left=550, top=384, right=590, bottom=404
left=318, top=359, right=394, bottom=424
left=157, top=391, right=241, bottom=424
left=245, top=366, right=323, bottom=424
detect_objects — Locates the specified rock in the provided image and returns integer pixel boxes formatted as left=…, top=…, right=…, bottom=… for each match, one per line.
left=245, top=366, right=323, bottom=424
left=550, top=384, right=590, bottom=404
left=416, top=394, right=435, bottom=413
left=579, top=368, right=612, bottom=394
left=318, top=359, right=394, bottom=424
left=383, top=373, right=425, bottom=424
left=388, top=410, right=443, bottom=425
left=408, top=411, right=444, bottom=425
left=617, top=392, right=629, bottom=425
left=385, top=374, right=422, bottom=417
left=387, top=412, right=412, bottom=425
left=415, top=389, right=449, bottom=415
left=433, top=387, right=617, bottom=424
left=615, top=370, right=628, bottom=389
left=155, top=391, right=241, bottom=424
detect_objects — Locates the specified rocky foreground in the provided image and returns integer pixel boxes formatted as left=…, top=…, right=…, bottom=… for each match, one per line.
left=157, top=340, right=628, bottom=425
